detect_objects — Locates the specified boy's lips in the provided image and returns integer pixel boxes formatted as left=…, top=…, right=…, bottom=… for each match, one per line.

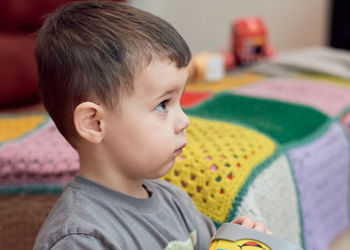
left=174, top=143, right=187, bottom=156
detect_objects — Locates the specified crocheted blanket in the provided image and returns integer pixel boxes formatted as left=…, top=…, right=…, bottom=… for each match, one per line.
left=1, top=72, right=350, bottom=250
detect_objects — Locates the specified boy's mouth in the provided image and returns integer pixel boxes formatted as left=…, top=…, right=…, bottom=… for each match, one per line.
left=174, top=143, right=187, bottom=156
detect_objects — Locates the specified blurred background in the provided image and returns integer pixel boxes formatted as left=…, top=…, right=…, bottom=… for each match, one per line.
left=1, top=1, right=350, bottom=250
left=130, top=0, right=330, bottom=54
left=0, top=0, right=348, bottom=108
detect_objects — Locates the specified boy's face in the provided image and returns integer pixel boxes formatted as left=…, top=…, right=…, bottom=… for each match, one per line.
left=103, top=59, right=190, bottom=180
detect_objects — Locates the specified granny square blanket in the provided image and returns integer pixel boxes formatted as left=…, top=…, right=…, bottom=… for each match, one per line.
left=1, top=72, right=350, bottom=250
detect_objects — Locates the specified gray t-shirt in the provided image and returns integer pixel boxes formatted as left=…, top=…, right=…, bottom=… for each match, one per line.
left=34, top=176, right=216, bottom=250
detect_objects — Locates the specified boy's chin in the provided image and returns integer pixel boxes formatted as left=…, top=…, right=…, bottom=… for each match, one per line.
left=152, top=160, right=176, bottom=179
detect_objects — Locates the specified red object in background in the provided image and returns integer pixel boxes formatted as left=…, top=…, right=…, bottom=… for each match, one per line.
left=0, top=34, right=39, bottom=107
left=0, top=0, right=82, bottom=32
left=232, top=17, right=273, bottom=65
left=221, top=50, right=236, bottom=71
left=180, top=92, right=212, bottom=109
left=0, top=0, right=124, bottom=109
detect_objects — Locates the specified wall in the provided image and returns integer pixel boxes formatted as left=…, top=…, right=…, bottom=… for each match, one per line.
left=129, top=0, right=330, bottom=54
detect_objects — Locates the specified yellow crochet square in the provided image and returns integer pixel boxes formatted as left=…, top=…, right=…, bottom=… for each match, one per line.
left=162, top=117, right=276, bottom=223
left=0, top=115, right=47, bottom=143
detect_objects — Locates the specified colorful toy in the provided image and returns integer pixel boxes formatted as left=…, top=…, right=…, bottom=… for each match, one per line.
left=188, top=16, right=275, bottom=83
left=232, top=17, right=275, bottom=65
left=209, top=223, right=303, bottom=250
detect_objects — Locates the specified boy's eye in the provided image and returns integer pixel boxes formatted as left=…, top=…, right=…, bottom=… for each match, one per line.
left=156, top=100, right=168, bottom=112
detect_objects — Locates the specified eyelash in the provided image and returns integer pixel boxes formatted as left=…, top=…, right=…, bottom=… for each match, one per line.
left=156, top=100, right=169, bottom=112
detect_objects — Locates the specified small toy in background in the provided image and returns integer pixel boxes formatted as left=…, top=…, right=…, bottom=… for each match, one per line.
left=209, top=223, right=303, bottom=250
left=187, top=16, right=275, bottom=83
left=232, top=16, right=275, bottom=65
left=221, top=49, right=236, bottom=71
left=188, top=52, right=226, bottom=83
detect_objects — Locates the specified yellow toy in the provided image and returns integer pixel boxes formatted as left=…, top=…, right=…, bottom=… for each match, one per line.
left=209, top=223, right=303, bottom=250
left=210, top=238, right=271, bottom=250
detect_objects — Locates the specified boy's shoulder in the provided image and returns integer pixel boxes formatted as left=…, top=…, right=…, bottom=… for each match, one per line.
left=33, top=178, right=109, bottom=249
left=34, top=177, right=194, bottom=249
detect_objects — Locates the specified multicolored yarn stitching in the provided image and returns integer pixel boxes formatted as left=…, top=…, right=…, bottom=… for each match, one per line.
left=0, top=120, right=78, bottom=186
left=163, top=117, right=276, bottom=223
left=0, top=114, right=47, bottom=144
left=185, top=74, right=263, bottom=93
left=288, top=123, right=350, bottom=250
left=296, top=72, right=350, bottom=88
left=0, top=194, right=59, bottom=248
left=233, top=78, right=350, bottom=117
left=185, top=92, right=329, bottom=145
left=233, top=154, right=302, bottom=246
left=180, top=92, right=212, bottom=108
left=1, top=74, right=350, bottom=250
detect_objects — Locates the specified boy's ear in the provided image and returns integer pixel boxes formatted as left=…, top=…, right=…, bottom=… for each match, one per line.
left=73, top=102, right=106, bottom=144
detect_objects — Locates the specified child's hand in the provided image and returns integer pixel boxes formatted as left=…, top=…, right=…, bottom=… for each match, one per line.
left=231, top=216, right=273, bottom=235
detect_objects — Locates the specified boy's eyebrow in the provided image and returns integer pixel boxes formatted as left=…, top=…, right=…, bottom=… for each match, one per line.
left=154, top=84, right=186, bottom=101
left=156, top=89, right=176, bottom=100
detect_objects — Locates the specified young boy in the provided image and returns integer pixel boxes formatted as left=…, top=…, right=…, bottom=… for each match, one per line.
left=33, top=1, right=269, bottom=249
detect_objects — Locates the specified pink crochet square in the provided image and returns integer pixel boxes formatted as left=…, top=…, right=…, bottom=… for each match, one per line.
left=0, top=120, right=79, bottom=185
left=233, top=78, right=350, bottom=116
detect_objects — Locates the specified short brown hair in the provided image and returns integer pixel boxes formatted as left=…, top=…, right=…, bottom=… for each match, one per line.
left=35, top=1, right=191, bottom=147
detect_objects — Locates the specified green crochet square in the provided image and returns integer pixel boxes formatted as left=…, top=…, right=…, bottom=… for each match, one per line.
left=184, top=92, right=329, bottom=145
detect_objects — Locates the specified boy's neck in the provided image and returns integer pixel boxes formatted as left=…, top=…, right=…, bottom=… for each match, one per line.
left=77, top=146, right=150, bottom=199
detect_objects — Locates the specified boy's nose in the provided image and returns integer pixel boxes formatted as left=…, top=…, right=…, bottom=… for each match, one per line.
left=175, top=109, right=190, bottom=134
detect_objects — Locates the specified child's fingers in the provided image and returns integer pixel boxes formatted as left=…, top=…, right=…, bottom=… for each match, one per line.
left=252, top=221, right=266, bottom=232
left=231, top=216, right=254, bottom=228
left=232, top=216, right=273, bottom=235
